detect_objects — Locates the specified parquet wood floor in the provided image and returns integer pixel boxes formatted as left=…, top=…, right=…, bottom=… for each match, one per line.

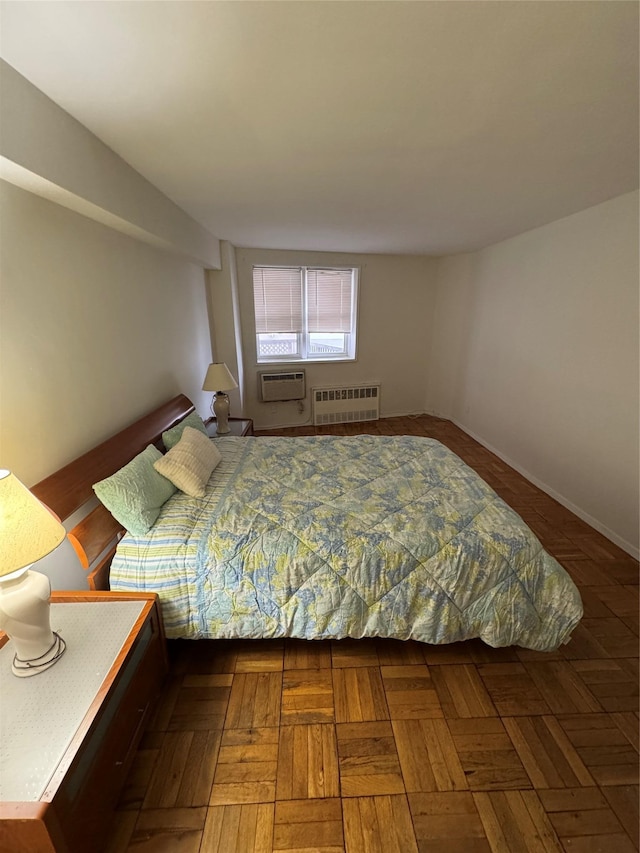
left=106, top=415, right=638, bottom=853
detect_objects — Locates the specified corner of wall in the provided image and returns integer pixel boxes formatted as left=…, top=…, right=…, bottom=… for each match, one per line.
left=206, top=242, right=245, bottom=415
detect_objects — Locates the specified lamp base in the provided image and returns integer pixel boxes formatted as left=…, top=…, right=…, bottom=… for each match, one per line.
left=212, top=392, right=231, bottom=434
left=0, top=569, right=67, bottom=678
left=12, top=631, right=66, bottom=677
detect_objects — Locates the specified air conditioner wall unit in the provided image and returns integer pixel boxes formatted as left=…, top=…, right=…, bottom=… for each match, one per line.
left=259, top=371, right=306, bottom=402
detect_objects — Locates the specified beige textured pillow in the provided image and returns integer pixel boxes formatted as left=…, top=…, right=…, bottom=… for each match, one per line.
left=153, top=426, right=222, bottom=497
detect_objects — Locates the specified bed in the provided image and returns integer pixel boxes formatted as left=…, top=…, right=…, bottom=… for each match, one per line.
left=33, top=395, right=583, bottom=652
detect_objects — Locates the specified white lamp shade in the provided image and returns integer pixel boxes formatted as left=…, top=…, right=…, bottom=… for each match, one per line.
left=202, top=362, right=238, bottom=393
left=0, top=470, right=66, bottom=577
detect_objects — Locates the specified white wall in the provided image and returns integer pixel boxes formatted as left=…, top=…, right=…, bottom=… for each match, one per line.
left=233, top=248, right=437, bottom=429
left=0, top=180, right=213, bottom=487
left=427, top=191, right=639, bottom=554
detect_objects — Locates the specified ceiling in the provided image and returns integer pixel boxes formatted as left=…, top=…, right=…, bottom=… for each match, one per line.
left=0, top=1, right=638, bottom=256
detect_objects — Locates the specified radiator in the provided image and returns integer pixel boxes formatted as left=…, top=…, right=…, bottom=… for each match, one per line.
left=312, top=384, right=380, bottom=426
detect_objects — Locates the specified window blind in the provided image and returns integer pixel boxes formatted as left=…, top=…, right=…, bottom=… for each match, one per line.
left=253, top=267, right=303, bottom=333
left=307, top=269, right=354, bottom=333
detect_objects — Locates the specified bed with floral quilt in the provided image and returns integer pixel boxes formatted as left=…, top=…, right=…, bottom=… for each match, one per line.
left=108, top=433, right=583, bottom=651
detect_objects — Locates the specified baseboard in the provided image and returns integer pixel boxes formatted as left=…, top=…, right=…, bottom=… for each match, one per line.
left=253, top=419, right=313, bottom=431
left=253, top=410, right=426, bottom=432
left=451, top=418, right=639, bottom=561
left=382, top=409, right=426, bottom=419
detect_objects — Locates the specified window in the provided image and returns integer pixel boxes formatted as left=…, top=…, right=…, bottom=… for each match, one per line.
left=253, top=265, right=358, bottom=363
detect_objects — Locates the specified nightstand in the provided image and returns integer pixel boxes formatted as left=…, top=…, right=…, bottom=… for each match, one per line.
left=205, top=417, right=253, bottom=437
left=0, top=591, right=167, bottom=853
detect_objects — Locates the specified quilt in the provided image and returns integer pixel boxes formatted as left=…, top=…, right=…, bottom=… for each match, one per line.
left=110, top=435, right=583, bottom=650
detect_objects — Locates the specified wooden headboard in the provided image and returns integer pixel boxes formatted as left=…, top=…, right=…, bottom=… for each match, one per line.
left=32, top=394, right=195, bottom=590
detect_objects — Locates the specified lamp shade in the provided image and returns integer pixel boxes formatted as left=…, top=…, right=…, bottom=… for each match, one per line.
left=0, top=470, right=66, bottom=577
left=202, top=362, right=238, bottom=393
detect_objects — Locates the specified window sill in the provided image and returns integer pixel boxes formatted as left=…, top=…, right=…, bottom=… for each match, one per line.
left=257, top=356, right=357, bottom=366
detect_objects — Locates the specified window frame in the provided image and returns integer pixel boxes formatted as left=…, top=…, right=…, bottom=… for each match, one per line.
left=253, top=265, right=359, bottom=365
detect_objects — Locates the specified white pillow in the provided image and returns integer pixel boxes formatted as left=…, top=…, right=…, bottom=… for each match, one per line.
left=153, top=426, right=221, bottom=497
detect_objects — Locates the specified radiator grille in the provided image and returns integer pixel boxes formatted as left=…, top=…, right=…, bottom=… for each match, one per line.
left=312, top=384, right=380, bottom=426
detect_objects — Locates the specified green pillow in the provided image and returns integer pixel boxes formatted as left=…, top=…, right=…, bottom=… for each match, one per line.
left=93, top=445, right=176, bottom=535
left=162, top=411, right=208, bottom=450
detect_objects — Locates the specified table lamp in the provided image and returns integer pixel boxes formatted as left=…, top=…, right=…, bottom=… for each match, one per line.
left=0, top=469, right=67, bottom=677
left=202, top=362, right=239, bottom=434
